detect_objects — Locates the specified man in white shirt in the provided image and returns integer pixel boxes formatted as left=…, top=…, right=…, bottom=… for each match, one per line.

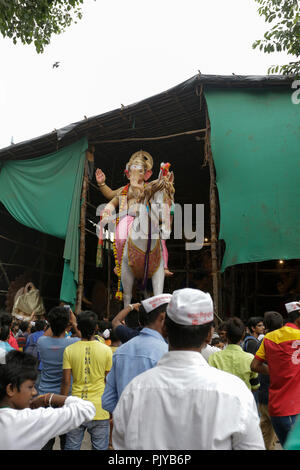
left=112, top=288, right=265, bottom=450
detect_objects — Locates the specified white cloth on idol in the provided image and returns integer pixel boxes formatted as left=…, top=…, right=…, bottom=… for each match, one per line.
left=0, top=396, right=95, bottom=450
left=112, top=350, right=265, bottom=450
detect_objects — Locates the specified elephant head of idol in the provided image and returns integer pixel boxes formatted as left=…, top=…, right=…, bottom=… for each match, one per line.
left=124, top=150, right=153, bottom=202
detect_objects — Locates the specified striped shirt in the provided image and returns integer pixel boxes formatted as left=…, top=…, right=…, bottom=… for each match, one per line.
left=255, top=323, right=300, bottom=416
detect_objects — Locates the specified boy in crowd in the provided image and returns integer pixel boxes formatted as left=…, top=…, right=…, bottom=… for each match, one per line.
left=208, top=317, right=260, bottom=392
left=37, top=306, right=80, bottom=449
left=0, top=350, right=95, bottom=450
left=243, top=317, right=265, bottom=354
left=0, top=311, right=18, bottom=350
left=61, top=310, right=112, bottom=450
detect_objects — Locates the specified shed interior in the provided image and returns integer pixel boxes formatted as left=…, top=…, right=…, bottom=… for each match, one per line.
left=0, top=74, right=298, bottom=321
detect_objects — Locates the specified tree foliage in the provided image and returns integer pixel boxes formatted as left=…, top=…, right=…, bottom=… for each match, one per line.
left=0, top=0, right=85, bottom=53
left=252, top=0, right=300, bottom=75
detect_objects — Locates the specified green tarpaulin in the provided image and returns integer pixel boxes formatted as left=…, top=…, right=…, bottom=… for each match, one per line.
left=0, top=138, right=88, bottom=307
left=205, top=87, right=300, bottom=272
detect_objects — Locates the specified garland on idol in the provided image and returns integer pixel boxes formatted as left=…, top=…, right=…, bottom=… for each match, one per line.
left=113, top=184, right=130, bottom=301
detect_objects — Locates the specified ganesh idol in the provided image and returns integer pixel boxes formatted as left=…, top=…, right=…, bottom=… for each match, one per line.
left=95, top=150, right=173, bottom=277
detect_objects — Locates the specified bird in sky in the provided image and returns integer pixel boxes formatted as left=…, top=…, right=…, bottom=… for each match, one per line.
left=52, top=62, right=60, bottom=69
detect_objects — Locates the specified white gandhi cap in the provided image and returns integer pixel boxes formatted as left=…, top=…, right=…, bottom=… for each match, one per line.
left=285, top=301, right=300, bottom=313
left=166, top=288, right=214, bottom=326
left=141, top=293, right=172, bottom=314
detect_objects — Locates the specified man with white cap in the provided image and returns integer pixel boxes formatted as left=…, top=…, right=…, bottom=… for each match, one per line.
left=251, top=300, right=300, bottom=447
left=102, top=294, right=171, bottom=414
left=112, top=288, right=265, bottom=450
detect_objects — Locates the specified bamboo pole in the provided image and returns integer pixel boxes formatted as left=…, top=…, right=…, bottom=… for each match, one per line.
left=90, top=128, right=207, bottom=144
left=0, top=233, right=60, bottom=258
left=0, top=243, right=19, bottom=284
left=75, top=150, right=92, bottom=315
left=205, top=107, right=221, bottom=323
left=0, top=260, right=10, bottom=286
left=0, top=262, right=61, bottom=277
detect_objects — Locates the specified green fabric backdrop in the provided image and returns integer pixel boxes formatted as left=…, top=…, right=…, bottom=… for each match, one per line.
left=204, top=87, right=300, bottom=272
left=0, top=138, right=88, bottom=306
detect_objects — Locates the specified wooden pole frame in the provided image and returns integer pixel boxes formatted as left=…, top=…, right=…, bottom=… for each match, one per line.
left=90, top=128, right=207, bottom=145
left=75, top=146, right=94, bottom=315
left=205, top=107, right=222, bottom=324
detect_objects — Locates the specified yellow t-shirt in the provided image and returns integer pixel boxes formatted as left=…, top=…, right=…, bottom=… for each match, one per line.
left=94, top=335, right=105, bottom=344
left=63, top=340, right=113, bottom=420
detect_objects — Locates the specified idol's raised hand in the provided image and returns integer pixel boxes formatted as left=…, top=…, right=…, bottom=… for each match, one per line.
left=95, top=168, right=106, bottom=185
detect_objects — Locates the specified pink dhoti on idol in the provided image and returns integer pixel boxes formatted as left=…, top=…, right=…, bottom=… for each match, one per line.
left=115, top=215, right=134, bottom=267
left=115, top=215, right=169, bottom=278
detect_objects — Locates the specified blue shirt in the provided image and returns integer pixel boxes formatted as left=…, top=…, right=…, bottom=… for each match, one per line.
left=24, top=330, right=45, bottom=370
left=114, top=324, right=141, bottom=343
left=37, top=336, right=80, bottom=394
left=102, top=327, right=168, bottom=413
left=24, top=330, right=45, bottom=350
left=0, top=341, right=14, bottom=353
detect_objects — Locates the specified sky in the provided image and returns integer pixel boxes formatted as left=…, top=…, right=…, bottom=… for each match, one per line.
left=0, top=0, right=293, bottom=149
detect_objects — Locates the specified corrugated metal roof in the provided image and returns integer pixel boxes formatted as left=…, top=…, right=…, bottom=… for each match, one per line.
left=0, top=73, right=294, bottom=162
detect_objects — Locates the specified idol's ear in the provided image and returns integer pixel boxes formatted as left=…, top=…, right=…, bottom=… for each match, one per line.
left=144, top=169, right=152, bottom=181
left=124, top=169, right=130, bottom=179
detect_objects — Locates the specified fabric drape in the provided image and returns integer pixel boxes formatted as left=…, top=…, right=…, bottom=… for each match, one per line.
left=0, top=138, right=88, bottom=306
left=204, top=88, right=300, bottom=271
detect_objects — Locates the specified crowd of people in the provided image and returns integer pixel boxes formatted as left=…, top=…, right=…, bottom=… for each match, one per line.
left=1, top=288, right=300, bottom=450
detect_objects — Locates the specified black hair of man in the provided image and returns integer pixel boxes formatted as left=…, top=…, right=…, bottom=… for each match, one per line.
left=226, top=317, right=245, bottom=344
left=0, top=311, right=13, bottom=328
left=247, top=316, right=264, bottom=334
left=263, top=311, right=283, bottom=332
left=34, top=320, right=46, bottom=332
left=211, top=337, right=222, bottom=346
left=217, top=321, right=228, bottom=333
left=47, top=306, right=70, bottom=337
left=138, top=303, right=168, bottom=327
left=0, top=323, right=10, bottom=342
left=98, top=319, right=110, bottom=333
left=0, top=350, right=38, bottom=401
left=19, top=321, right=30, bottom=333
left=125, top=310, right=141, bottom=329
left=287, top=309, right=300, bottom=324
left=165, top=315, right=213, bottom=349
left=11, top=320, right=19, bottom=329
left=110, top=327, right=119, bottom=343
left=77, top=310, right=98, bottom=340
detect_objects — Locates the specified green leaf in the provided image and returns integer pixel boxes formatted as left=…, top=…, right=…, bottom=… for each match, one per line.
left=0, top=0, right=84, bottom=52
